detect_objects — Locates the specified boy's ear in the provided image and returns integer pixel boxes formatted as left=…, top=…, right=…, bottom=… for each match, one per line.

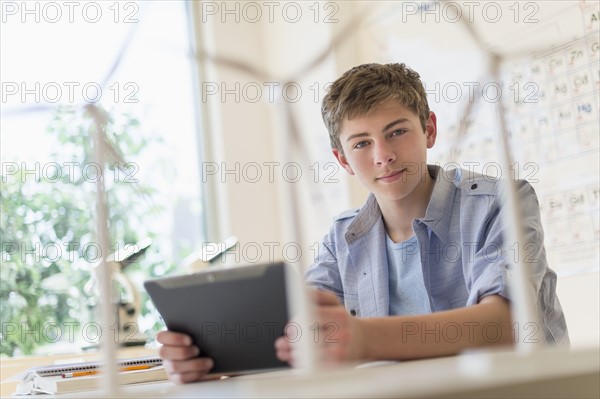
left=332, top=148, right=355, bottom=175
left=425, top=111, right=437, bottom=148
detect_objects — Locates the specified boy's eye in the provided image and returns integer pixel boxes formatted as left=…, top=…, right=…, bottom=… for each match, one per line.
left=390, top=129, right=407, bottom=137
left=353, top=141, right=369, bottom=149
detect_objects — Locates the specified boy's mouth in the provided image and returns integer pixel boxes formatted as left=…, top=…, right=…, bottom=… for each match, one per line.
left=377, top=168, right=406, bottom=182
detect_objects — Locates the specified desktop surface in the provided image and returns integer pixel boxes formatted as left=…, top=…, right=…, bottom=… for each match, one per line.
left=53, top=346, right=599, bottom=398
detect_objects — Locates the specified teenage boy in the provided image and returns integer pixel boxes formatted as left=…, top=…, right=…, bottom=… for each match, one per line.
left=157, top=63, right=568, bottom=382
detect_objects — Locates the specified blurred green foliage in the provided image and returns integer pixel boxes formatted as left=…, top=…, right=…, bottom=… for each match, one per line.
left=1, top=106, right=176, bottom=357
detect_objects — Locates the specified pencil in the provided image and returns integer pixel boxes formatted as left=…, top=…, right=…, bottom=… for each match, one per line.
left=62, top=370, right=99, bottom=378
left=61, top=365, right=153, bottom=378
left=120, top=365, right=153, bottom=372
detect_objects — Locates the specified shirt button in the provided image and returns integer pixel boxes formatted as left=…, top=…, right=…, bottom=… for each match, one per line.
left=350, top=309, right=357, bottom=316
left=471, top=183, right=478, bottom=190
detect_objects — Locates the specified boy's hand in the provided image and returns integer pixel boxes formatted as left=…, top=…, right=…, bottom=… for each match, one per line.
left=275, top=290, right=368, bottom=367
left=156, top=330, right=215, bottom=384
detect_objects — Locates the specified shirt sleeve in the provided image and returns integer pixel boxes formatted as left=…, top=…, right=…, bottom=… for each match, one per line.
left=304, top=230, right=345, bottom=301
left=465, top=179, right=549, bottom=306
left=466, top=179, right=570, bottom=344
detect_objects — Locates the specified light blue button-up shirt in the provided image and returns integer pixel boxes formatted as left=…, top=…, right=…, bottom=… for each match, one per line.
left=306, top=165, right=569, bottom=344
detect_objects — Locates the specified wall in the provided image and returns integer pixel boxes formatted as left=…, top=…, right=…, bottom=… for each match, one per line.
left=191, top=2, right=352, bottom=270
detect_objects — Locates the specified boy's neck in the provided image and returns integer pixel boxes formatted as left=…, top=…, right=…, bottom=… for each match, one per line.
left=377, top=170, right=435, bottom=243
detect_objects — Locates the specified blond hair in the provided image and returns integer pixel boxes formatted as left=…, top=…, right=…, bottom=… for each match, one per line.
left=321, top=63, right=430, bottom=152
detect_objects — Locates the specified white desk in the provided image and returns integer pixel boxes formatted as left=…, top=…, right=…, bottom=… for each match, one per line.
left=61, top=346, right=599, bottom=398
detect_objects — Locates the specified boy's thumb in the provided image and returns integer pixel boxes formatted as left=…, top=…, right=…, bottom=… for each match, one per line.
left=315, top=289, right=341, bottom=306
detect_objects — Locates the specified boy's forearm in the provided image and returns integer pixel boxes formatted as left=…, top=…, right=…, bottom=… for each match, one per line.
left=360, top=295, right=514, bottom=360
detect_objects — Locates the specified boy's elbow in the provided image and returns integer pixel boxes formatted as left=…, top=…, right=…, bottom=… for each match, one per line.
left=478, top=294, right=514, bottom=347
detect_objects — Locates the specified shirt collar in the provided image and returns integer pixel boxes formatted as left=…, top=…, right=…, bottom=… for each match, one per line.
left=418, top=165, right=459, bottom=241
left=345, top=165, right=459, bottom=244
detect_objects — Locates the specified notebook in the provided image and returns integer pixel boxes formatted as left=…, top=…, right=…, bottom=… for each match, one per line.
left=14, top=356, right=167, bottom=395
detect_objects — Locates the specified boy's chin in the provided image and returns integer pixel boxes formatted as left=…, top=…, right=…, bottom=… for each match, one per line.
left=373, top=188, right=415, bottom=202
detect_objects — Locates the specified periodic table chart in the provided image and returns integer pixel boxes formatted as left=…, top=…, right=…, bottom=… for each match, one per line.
left=363, top=1, right=599, bottom=276
left=504, top=24, right=599, bottom=277
left=444, top=3, right=599, bottom=276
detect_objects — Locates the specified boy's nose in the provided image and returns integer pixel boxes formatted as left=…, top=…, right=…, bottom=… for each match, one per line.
left=374, top=142, right=396, bottom=166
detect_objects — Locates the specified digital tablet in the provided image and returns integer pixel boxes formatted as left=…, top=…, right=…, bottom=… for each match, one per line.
left=144, top=262, right=292, bottom=374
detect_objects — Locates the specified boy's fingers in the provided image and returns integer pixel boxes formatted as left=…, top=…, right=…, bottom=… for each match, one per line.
left=163, top=357, right=213, bottom=374
left=274, top=336, right=290, bottom=351
left=156, top=330, right=192, bottom=346
left=315, top=290, right=342, bottom=306
left=171, top=370, right=209, bottom=384
left=276, top=348, right=292, bottom=362
left=159, top=344, right=200, bottom=361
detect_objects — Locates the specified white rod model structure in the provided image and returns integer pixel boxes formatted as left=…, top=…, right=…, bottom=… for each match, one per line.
left=443, top=0, right=544, bottom=351
left=87, top=104, right=120, bottom=396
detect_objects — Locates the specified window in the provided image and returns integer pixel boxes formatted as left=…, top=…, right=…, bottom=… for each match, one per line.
left=1, top=1, right=204, bottom=356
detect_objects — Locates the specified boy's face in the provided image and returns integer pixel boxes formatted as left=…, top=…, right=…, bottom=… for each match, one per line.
left=333, top=100, right=437, bottom=203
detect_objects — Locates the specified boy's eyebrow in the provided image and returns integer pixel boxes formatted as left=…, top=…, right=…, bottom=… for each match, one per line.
left=346, top=132, right=369, bottom=142
left=383, top=118, right=410, bottom=131
left=345, top=118, right=411, bottom=142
